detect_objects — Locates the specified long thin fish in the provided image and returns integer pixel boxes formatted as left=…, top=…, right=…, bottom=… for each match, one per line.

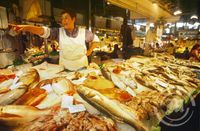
left=0, top=105, right=51, bottom=126
left=77, top=85, right=146, bottom=131
left=0, top=85, right=27, bottom=105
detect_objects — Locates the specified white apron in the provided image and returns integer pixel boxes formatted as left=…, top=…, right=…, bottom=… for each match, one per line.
left=59, top=27, right=88, bottom=71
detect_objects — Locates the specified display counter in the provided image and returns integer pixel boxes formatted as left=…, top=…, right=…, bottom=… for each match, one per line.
left=0, top=54, right=199, bottom=131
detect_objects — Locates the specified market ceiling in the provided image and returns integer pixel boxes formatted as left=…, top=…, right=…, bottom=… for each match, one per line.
left=156, top=0, right=200, bottom=16
left=108, top=0, right=173, bottom=20
left=0, top=0, right=199, bottom=21
left=108, top=0, right=199, bottom=21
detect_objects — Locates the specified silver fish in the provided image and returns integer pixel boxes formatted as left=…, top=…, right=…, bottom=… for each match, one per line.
left=0, top=105, right=51, bottom=126
left=0, top=85, right=27, bottom=105
left=77, top=85, right=147, bottom=131
left=19, top=68, right=40, bottom=87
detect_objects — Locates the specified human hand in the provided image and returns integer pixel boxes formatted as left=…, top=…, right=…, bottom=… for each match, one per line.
left=8, top=24, right=28, bottom=33
left=86, top=50, right=91, bottom=56
left=86, top=42, right=98, bottom=56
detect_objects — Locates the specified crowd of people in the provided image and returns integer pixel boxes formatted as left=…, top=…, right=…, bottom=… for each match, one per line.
left=118, top=18, right=200, bottom=62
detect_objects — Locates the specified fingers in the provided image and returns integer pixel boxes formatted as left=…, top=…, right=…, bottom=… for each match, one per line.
left=15, top=27, right=24, bottom=33
left=9, top=24, right=25, bottom=33
left=14, top=26, right=23, bottom=32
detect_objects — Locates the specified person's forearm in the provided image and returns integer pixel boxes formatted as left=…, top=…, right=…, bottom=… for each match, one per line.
left=23, top=25, right=44, bottom=36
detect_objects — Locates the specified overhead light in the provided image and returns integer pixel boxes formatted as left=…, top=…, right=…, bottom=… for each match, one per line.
left=165, top=28, right=170, bottom=34
left=174, top=9, right=182, bottom=15
left=149, top=23, right=154, bottom=27
left=152, top=0, right=156, bottom=4
left=190, top=15, right=198, bottom=19
left=107, top=2, right=111, bottom=5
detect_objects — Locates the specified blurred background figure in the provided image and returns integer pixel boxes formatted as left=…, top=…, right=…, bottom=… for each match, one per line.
left=145, top=27, right=156, bottom=46
left=189, top=44, right=200, bottom=62
left=183, top=47, right=189, bottom=59
left=120, top=18, right=133, bottom=59
left=111, top=44, right=120, bottom=59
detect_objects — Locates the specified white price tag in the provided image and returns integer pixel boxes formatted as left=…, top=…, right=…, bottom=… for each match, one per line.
left=41, top=84, right=52, bottom=93
left=13, top=77, right=19, bottom=84
left=68, top=104, right=86, bottom=114
left=61, top=95, right=74, bottom=109
left=16, top=70, right=23, bottom=76
left=72, top=77, right=86, bottom=85
left=156, top=79, right=168, bottom=88
left=52, top=83, right=66, bottom=95
left=93, top=70, right=100, bottom=75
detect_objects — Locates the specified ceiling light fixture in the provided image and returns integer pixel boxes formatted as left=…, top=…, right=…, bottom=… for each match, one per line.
left=190, top=15, right=198, bottom=19
left=152, top=0, right=157, bottom=5
left=174, top=0, right=182, bottom=16
left=173, top=9, right=182, bottom=15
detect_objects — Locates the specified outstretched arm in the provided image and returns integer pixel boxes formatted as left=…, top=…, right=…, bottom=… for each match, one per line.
left=9, top=24, right=48, bottom=38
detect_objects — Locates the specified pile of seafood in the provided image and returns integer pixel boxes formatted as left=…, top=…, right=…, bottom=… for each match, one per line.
left=0, top=68, right=116, bottom=131
left=0, top=55, right=199, bottom=131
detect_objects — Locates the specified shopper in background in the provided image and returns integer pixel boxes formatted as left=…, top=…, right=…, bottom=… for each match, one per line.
left=120, top=18, right=133, bottom=59
left=111, top=44, right=120, bottom=58
left=145, top=27, right=157, bottom=46
left=9, top=9, right=99, bottom=71
left=183, top=47, right=189, bottom=59
left=189, top=44, right=200, bottom=62
left=131, top=26, right=136, bottom=45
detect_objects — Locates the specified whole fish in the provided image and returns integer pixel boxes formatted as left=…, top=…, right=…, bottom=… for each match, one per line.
left=0, top=105, right=51, bottom=126
left=13, top=87, right=47, bottom=106
left=77, top=85, right=146, bottom=131
left=0, top=85, right=27, bottom=105
left=19, top=68, right=40, bottom=87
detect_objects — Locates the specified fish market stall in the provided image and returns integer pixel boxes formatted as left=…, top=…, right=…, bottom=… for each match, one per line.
left=0, top=54, right=199, bottom=131
left=0, top=0, right=200, bottom=130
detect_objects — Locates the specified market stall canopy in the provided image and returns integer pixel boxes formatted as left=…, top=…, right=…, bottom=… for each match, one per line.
left=108, top=0, right=175, bottom=21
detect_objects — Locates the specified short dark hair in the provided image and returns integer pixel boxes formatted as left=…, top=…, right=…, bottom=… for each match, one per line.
left=60, top=9, right=77, bottom=18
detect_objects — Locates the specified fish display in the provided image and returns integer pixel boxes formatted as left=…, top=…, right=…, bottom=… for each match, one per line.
left=0, top=56, right=199, bottom=131
left=102, top=56, right=200, bottom=99
left=0, top=69, right=40, bottom=106
left=77, top=85, right=146, bottom=131
left=77, top=84, right=185, bottom=131
left=0, top=105, right=51, bottom=126
left=0, top=85, right=27, bottom=105
left=14, top=77, right=75, bottom=109
left=14, top=106, right=116, bottom=131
